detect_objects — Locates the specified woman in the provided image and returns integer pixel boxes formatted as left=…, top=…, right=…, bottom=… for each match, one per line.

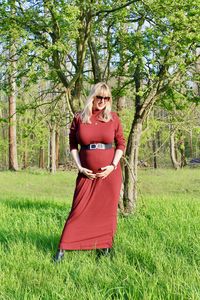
left=53, top=82, right=126, bottom=262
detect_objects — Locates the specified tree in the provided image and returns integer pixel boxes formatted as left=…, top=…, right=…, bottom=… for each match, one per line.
left=5, top=1, right=19, bottom=170
left=113, top=0, right=200, bottom=213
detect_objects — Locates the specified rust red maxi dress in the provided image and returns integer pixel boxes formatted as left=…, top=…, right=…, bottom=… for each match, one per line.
left=59, top=109, right=126, bottom=250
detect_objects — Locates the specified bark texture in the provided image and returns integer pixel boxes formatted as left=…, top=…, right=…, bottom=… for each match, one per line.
left=8, top=39, right=18, bottom=171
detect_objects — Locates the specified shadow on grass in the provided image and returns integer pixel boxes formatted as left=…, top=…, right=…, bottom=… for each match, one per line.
left=0, top=198, right=72, bottom=254
left=0, top=229, right=60, bottom=253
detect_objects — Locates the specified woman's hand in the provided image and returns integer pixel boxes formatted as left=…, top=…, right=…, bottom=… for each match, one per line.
left=79, top=167, right=96, bottom=180
left=96, top=165, right=115, bottom=179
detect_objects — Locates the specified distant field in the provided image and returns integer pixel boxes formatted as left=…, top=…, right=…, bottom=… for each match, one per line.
left=0, top=168, right=200, bottom=300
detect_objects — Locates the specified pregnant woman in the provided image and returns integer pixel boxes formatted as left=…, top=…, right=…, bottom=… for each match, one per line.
left=53, top=82, right=126, bottom=262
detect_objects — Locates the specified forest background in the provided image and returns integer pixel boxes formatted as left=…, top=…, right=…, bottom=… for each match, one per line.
left=0, top=0, right=200, bottom=213
left=1, top=1, right=200, bottom=299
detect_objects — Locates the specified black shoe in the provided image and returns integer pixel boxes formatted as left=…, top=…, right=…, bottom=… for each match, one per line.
left=96, top=248, right=113, bottom=259
left=53, top=249, right=64, bottom=263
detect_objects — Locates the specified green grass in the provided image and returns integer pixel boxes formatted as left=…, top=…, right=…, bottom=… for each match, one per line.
left=0, top=168, right=200, bottom=300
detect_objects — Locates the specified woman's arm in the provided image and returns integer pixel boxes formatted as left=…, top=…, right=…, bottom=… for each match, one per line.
left=96, top=113, right=125, bottom=179
left=71, top=149, right=96, bottom=180
left=95, top=149, right=123, bottom=179
left=111, top=149, right=123, bottom=168
left=69, top=115, right=96, bottom=179
left=71, top=149, right=82, bottom=172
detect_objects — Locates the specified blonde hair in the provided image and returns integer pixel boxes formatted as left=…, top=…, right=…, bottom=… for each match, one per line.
left=80, top=82, right=113, bottom=123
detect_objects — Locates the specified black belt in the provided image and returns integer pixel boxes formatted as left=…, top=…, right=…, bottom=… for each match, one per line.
left=81, top=143, right=113, bottom=150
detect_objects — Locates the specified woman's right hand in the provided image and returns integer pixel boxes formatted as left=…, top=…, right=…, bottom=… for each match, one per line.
left=79, top=167, right=96, bottom=180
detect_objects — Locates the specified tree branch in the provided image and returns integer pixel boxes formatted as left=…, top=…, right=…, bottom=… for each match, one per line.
left=94, top=0, right=140, bottom=17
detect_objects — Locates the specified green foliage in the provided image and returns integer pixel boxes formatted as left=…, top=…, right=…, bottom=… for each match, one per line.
left=110, top=0, right=199, bottom=108
left=0, top=0, right=200, bottom=170
left=0, top=0, right=80, bottom=90
left=118, top=108, right=133, bottom=140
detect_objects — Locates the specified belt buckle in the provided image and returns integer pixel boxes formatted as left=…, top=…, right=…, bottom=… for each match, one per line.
left=97, top=143, right=104, bottom=149
left=90, top=143, right=97, bottom=149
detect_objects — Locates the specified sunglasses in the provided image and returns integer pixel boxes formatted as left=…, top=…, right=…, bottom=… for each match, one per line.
left=96, top=95, right=110, bottom=101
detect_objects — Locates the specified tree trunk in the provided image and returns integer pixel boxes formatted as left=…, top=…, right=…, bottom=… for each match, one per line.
left=189, top=129, right=193, bottom=158
left=169, top=126, right=181, bottom=169
left=152, top=134, right=157, bottom=169
left=22, top=138, right=28, bottom=169
left=122, top=79, right=160, bottom=214
left=180, top=147, right=186, bottom=167
left=117, top=96, right=126, bottom=112
left=88, top=37, right=102, bottom=83
left=0, top=107, right=7, bottom=168
left=178, top=133, right=186, bottom=168
left=72, top=10, right=92, bottom=110
left=8, top=38, right=18, bottom=171
left=39, top=145, right=45, bottom=169
left=49, top=124, right=56, bottom=173
left=123, top=119, right=143, bottom=214
left=66, top=110, right=71, bottom=158
left=195, top=136, right=200, bottom=157
left=55, top=129, right=59, bottom=169
left=63, top=95, right=71, bottom=163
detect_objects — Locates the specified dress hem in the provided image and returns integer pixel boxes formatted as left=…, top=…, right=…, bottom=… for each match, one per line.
left=59, top=241, right=113, bottom=250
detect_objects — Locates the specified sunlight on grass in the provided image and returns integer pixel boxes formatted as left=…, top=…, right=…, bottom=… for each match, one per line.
left=0, top=169, right=200, bottom=299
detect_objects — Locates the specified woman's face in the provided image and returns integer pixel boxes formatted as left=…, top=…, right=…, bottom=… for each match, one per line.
left=93, top=91, right=110, bottom=110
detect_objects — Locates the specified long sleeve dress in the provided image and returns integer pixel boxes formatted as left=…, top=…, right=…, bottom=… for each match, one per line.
left=59, top=109, right=126, bottom=250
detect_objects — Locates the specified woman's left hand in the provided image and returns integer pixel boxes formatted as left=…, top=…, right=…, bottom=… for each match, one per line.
left=96, top=165, right=115, bottom=179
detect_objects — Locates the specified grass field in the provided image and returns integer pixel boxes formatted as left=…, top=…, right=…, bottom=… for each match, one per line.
left=0, top=168, right=200, bottom=300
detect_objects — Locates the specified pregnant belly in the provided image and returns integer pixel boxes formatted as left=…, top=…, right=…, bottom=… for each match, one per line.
left=79, top=148, right=115, bottom=173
